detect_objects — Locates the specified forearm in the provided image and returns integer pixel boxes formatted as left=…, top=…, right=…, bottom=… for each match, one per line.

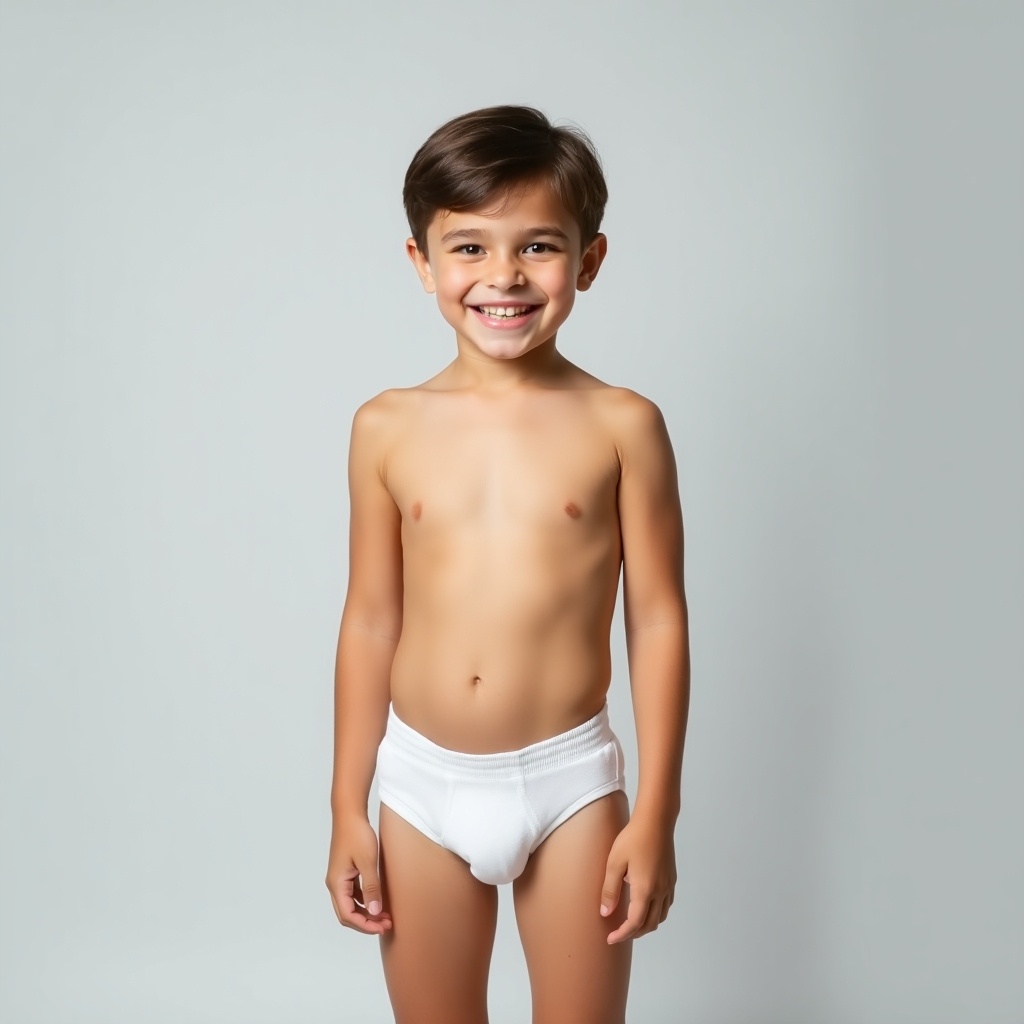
left=330, top=616, right=399, bottom=817
left=626, top=614, right=690, bottom=822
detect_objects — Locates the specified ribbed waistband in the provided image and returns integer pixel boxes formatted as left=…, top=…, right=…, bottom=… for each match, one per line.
left=381, top=703, right=615, bottom=780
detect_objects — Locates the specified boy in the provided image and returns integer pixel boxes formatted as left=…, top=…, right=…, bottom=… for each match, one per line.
left=326, top=105, right=690, bottom=1024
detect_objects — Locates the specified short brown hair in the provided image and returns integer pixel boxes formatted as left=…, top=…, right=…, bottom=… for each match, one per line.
left=403, top=105, right=608, bottom=253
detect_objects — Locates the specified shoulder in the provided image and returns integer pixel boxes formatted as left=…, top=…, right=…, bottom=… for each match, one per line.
left=347, top=390, right=420, bottom=484
left=350, top=386, right=423, bottom=440
left=584, top=386, right=676, bottom=481
left=591, top=385, right=664, bottom=423
left=352, top=386, right=417, bottom=421
left=588, top=386, right=669, bottom=459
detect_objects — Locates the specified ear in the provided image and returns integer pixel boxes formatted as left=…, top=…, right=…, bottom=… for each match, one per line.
left=576, top=233, right=608, bottom=292
left=406, top=237, right=436, bottom=294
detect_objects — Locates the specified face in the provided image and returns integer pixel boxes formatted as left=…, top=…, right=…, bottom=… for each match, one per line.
left=407, top=181, right=607, bottom=361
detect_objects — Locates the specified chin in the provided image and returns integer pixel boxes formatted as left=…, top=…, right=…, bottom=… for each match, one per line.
left=479, top=343, right=528, bottom=360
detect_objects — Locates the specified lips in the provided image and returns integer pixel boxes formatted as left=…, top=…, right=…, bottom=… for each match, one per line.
left=473, top=304, right=538, bottom=319
left=469, top=304, right=541, bottom=329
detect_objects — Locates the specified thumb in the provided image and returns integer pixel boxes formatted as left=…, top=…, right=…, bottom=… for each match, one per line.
left=357, top=855, right=383, bottom=917
left=601, top=852, right=625, bottom=918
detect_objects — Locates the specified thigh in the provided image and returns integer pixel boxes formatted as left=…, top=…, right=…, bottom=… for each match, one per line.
left=512, top=792, right=632, bottom=1024
left=378, top=803, right=499, bottom=1024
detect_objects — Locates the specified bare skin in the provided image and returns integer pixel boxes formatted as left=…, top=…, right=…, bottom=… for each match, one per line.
left=326, top=183, right=690, bottom=1024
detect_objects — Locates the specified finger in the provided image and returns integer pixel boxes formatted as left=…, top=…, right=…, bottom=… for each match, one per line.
left=329, top=877, right=392, bottom=934
left=356, top=860, right=384, bottom=919
left=328, top=887, right=344, bottom=926
left=600, top=855, right=626, bottom=918
left=326, top=874, right=357, bottom=924
left=606, top=891, right=649, bottom=944
left=658, top=896, right=671, bottom=924
left=634, top=898, right=662, bottom=938
left=337, top=899, right=393, bottom=934
left=342, top=905, right=393, bottom=934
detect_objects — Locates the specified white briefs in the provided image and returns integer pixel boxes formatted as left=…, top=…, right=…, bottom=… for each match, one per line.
left=376, top=703, right=627, bottom=885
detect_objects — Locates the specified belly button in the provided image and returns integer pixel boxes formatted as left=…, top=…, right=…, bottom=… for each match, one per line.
left=472, top=675, right=481, bottom=686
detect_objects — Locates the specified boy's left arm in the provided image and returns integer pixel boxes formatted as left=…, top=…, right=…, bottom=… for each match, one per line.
left=601, top=392, right=690, bottom=945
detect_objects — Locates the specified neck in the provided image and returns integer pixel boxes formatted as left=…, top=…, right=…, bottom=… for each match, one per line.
left=447, top=336, right=570, bottom=391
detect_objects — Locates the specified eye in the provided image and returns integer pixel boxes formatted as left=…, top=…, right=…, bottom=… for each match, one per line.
left=525, top=243, right=557, bottom=254
left=455, top=244, right=483, bottom=255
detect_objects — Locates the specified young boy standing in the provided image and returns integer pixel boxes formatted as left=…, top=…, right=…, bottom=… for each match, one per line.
left=326, top=106, right=690, bottom=1024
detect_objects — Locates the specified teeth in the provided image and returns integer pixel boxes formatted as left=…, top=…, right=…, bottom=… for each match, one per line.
left=478, top=305, right=533, bottom=318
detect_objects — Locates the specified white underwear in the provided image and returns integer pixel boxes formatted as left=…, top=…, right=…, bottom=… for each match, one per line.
left=376, top=703, right=626, bottom=885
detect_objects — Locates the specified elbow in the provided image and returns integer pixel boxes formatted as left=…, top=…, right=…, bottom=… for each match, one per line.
left=340, top=606, right=403, bottom=647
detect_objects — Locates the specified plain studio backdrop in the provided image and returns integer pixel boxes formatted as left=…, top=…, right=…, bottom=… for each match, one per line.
left=1, top=2, right=1021, bottom=1022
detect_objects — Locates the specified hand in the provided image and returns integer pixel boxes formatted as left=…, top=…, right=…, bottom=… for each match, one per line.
left=600, top=814, right=677, bottom=944
left=326, top=813, right=392, bottom=935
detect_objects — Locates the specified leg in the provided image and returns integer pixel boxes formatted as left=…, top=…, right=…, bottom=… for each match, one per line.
left=379, top=803, right=499, bottom=1024
left=513, top=792, right=632, bottom=1024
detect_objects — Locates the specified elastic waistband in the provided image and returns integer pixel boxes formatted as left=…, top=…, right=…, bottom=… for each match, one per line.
left=382, top=703, right=615, bottom=780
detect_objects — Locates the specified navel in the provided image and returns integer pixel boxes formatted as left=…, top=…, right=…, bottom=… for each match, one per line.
left=410, top=501, right=422, bottom=521
left=564, top=502, right=582, bottom=519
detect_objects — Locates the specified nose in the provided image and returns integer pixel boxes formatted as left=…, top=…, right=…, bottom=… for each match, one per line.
left=487, top=252, right=525, bottom=290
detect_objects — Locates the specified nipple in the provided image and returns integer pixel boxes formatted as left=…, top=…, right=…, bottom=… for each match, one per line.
left=411, top=501, right=422, bottom=521
left=564, top=502, right=582, bottom=519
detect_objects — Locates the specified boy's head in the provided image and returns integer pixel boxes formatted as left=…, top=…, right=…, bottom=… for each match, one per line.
left=403, top=105, right=608, bottom=257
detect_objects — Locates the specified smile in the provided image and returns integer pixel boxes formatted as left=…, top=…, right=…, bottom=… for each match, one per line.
left=473, top=305, right=539, bottom=320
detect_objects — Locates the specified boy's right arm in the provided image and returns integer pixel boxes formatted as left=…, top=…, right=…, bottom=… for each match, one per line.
left=325, top=396, right=403, bottom=936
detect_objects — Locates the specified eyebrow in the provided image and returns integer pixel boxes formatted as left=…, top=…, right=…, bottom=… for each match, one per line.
left=439, top=225, right=573, bottom=244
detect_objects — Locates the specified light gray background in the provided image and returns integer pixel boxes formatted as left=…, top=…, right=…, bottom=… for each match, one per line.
left=1, top=2, right=1021, bottom=1022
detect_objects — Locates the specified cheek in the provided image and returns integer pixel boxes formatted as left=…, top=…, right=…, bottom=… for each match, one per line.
left=542, top=264, right=578, bottom=298
left=436, top=266, right=474, bottom=301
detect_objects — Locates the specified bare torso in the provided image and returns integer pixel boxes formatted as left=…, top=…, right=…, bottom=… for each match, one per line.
left=380, top=368, right=625, bottom=752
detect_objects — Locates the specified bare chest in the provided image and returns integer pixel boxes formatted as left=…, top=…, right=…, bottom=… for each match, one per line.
left=386, top=412, right=621, bottom=531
